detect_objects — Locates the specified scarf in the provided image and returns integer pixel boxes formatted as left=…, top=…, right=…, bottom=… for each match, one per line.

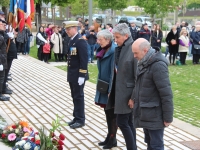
left=138, top=48, right=156, bottom=71
left=96, top=42, right=112, bottom=59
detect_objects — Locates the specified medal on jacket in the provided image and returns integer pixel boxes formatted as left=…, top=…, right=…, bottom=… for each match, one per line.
left=70, top=47, right=77, bottom=55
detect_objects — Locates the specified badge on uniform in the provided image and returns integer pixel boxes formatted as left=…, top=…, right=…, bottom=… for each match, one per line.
left=70, top=47, right=77, bottom=55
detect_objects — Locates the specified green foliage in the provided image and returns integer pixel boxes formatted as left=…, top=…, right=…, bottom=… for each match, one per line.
left=0, top=0, right=9, bottom=7
left=134, top=0, right=180, bottom=17
left=96, top=0, right=128, bottom=10
left=70, top=0, right=88, bottom=17
left=187, top=3, right=200, bottom=9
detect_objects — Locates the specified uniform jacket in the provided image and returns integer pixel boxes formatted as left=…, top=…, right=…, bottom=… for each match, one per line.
left=0, top=30, right=7, bottom=69
left=129, top=27, right=138, bottom=41
left=132, top=50, right=173, bottom=130
left=67, top=33, right=89, bottom=83
left=94, top=42, right=116, bottom=105
left=107, top=37, right=137, bottom=113
left=151, top=30, right=163, bottom=48
left=138, top=28, right=151, bottom=41
left=62, top=32, right=70, bottom=55
left=51, top=32, right=63, bottom=54
left=166, top=30, right=179, bottom=54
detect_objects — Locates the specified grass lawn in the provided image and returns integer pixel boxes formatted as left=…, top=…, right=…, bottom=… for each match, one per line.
left=30, top=46, right=200, bottom=128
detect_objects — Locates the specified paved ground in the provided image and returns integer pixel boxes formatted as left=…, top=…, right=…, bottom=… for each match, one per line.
left=0, top=55, right=200, bottom=150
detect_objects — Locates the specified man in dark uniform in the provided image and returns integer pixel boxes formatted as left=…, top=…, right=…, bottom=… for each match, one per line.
left=0, top=18, right=9, bottom=101
left=63, top=21, right=89, bottom=129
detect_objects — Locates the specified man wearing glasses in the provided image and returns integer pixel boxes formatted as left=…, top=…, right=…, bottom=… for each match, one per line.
left=0, top=18, right=10, bottom=101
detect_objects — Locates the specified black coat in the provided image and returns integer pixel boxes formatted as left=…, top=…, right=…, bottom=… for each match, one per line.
left=7, top=40, right=17, bottom=60
left=132, top=50, right=173, bottom=130
left=129, top=27, right=138, bottom=41
left=166, top=30, right=179, bottom=54
left=0, top=30, right=7, bottom=69
left=62, top=32, right=70, bottom=55
left=67, top=33, right=89, bottom=83
left=151, top=30, right=163, bottom=49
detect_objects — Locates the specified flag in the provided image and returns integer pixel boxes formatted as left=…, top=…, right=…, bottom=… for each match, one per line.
left=17, top=0, right=25, bottom=32
left=25, top=0, right=35, bottom=30
left=13, top=0, right=18, bottom=29
left=8, top=0, right=14, bottom=26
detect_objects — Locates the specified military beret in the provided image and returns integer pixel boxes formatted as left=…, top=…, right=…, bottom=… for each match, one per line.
left=63, top=21, right=79, bottom=28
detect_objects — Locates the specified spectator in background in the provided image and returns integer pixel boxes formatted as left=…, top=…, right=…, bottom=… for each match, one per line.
left=62, top=26, right=70, bottom=62
left=129, top=20, right=138, bottom=41
left=0, top=11, right=5, bottom=19
left=86, top=25, right=97, bottom=63
left=191, top=25, right=200, bottom=64
left=100, top=24, right=106, bottom=30
left=151, top=24, right=163, bottom=49
left=24, top=26, right=32, bottom=55
left=106, top=23, right=113, bottom=32
left=166, top=25, right=179, bottom=65
left=51, top=26, right=63, bottom=62
left=36, top=26, right=47, bottom=61
left=46, top=24, right=54, bottom=60
left=84, top=19, right=89, bottom=31
left=176, top=22, right=181, bottom=36
left=16, top=27, right=28, bottom=54
left=43, top=37, right=51, bottom=64
left=178, top=30, right=190, bottom=65
left=138, top=23, right=151, bottom=41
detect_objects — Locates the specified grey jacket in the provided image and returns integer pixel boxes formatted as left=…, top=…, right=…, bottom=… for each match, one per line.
left=107, top=37, right=137, bottom=114
left=132, top=50, right=173, bottom=130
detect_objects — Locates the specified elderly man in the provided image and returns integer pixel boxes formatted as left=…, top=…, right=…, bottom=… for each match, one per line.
left=129, top=20, right=138, bottom=41
left=63, top=21, right=89, bottom=129
left=0, top=19, right=10, bottom=101
left=132, top=38, right=173, bottom=150
left=108, top=23, right=137, bottom=150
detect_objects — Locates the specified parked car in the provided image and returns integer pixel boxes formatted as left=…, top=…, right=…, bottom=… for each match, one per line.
left=136, top=16, right=152, bottom=28
left=119, top=16, right=143, bottom=27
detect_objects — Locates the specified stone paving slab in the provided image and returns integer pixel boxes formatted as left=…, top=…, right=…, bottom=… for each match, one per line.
left=0, top=55, right=200, bottom=150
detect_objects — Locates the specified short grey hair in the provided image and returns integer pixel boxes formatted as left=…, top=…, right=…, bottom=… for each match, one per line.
left=139, top=40, right=151, bottom=51
left=97, top=29, right=113, bottom=41
left=112, top=23, right=131, bottom=37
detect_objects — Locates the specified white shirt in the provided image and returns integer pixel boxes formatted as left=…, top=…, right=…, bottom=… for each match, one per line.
left=36, top=33, right=47, bottom=48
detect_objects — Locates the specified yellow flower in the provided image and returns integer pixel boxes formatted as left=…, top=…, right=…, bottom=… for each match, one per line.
left=24, top=132, right=30, bottom=137
left=19, top=121, right=29, bottom=127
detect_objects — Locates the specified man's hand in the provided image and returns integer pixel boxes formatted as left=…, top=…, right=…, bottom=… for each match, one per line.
left=157, top=40, right=160, bottom=42
left=164, top=121, right=171, bottom=127
left=128, top=99, right=134, bottom=108
left=78, top=77, right=85, bottom=85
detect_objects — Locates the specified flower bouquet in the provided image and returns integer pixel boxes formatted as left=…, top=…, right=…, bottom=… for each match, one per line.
left=12, top=115, right=66, bottom=150
left=0, top=121, right=33, bottom=147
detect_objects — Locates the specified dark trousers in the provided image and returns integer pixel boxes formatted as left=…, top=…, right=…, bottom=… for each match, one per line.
left=37, top=46, right=43, bottom=61
left=104, top=108, right=117, bottom=137
left=0, top=70, right=5, bottom=93
left=117, top=112, right=137, bottom=150
left=169, top=52, right=177, bottom=64
left=54, top=53, right=62, bottom=61
left=43, top=53, right=49, bottom=63
left=24, top=38, right=30, bottom=54
left=179, top=52, right=187, bottom=64
left=193, top=54, right=200, bottom=64
left=143, top=128, right=164, bottom=150
left=3, top=59, right=13, bottom=89
left=17, top=42, right=25, bottom=53
left=69, top=82, right=85, bottom=124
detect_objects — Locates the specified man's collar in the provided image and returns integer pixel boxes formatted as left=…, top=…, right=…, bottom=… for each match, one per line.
left=71, top=32, right=78, bottom=40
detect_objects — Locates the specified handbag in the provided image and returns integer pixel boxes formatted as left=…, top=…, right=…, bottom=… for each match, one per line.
left=194, top=44, right=200, bottom=50
left=97, top=79, right=109, bottom=94
left=171, top=39, right=177, bottom=45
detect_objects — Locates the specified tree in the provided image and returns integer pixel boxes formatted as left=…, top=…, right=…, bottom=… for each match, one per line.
left=70, top=0, right=88, bottom=18
left=0, top=0, right=10, bottom=17
left=96, top=0, right=128, bottom=11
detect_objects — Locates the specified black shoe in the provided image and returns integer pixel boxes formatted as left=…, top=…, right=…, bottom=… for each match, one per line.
left=7, top=77, right=12, bottom=81
left=98, top=135, right=110, bottom=146
left=0, top=95, right=10, bottom=101
left=67, top=120, right=76, bottom=126
left=103, top=137, right=117, bottom=149
left=70, top=122, right=85, bottom=129
left=2, top=88, right=13, bottom=94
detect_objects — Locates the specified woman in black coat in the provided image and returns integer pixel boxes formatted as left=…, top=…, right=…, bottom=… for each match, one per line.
left=62, top=31, right=70, bottom=62
left=151, top=24, right=163, bottom=49
left=166, top=25, right=179, bottom=65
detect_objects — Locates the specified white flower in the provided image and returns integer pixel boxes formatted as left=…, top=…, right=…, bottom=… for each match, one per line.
left=23, top=142, right=31, bottom=149
left=9, top=127, right=13, bottom=131
left=35, top=135, right=40, bottom=141
left=15, top=129, right=19, bottom=134
left=15, top=149, right=19, bottom=150
left=15, top=141, right=20, bottom=146
left=18, top=140, right=26, bottom=146
left=34, top=146, right=39, bottom=150
left=3, top=130, right=7, bottom=133
left=18, top=125, right=21, bottom=129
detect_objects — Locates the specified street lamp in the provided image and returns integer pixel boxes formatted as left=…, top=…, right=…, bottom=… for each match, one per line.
left=89, top=0, right=93, bottom=26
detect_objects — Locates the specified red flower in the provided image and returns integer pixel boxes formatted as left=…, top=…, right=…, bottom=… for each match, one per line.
left=1, top=134, right=7, bottom=139
left=57, top=145, right=63, bottom=150
left=35, top=132, right=39, bottom=135
left=31, top=138, right=35, bottom=142
left=12, top=125, right=17, bottom=129
left=58, top=140, right=64, bottom=146
left=59, top=133, right=65, bottom=140
left=35, top=140, right=40, bottom=145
